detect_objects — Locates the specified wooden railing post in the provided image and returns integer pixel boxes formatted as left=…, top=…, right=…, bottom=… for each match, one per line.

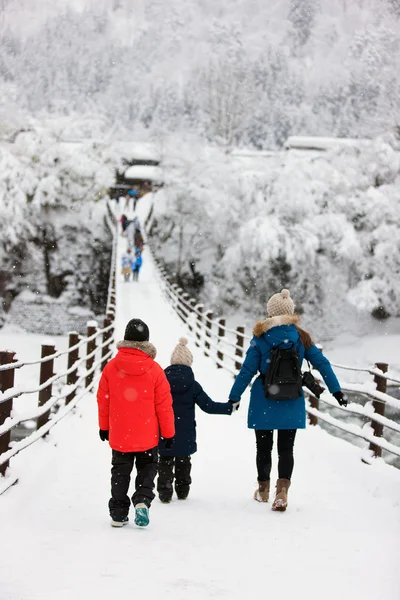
left=36, top=344, right=56, bottom=431
left=85, top=321, right=98, bottom=389
left=369, top=362, right=388, bottom=458
left=307, top=346, right=322, bottom=425
left=0, top=351, right=16, bottom=476
left=181, top=293, right=190, bottom=323
left=110, top=292, right=116, bottom=310
left=175, top=288, right=184, bottom=321
left=107, top=313, right=115, bottom=339
left=308, top=394, right=319, bottom=426
left=205, top=311, right=213, bottom=357
left=195, top=304, right=204, bottom=348
left=66, top=332, right=79, bottom=405
left=101, top=317, right=112, bottom=372
left=217, top=318, right=225, bottom=369
left=235, top=326, right=245, bottom=371
left=188, top=298, right=196, bottom=333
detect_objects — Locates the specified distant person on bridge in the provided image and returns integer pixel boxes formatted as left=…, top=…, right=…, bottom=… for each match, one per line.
left=120, top=214, right=129, bottom=233
left=121, top=248, right=132, bottom=281
left=129, top=188, right=140, bottom=211
left=97, top=318, right=175, bottom=528
left=157, top=337, right=233, bottom=504
left=134, top=227, right=144, bottom=252
left=131, top=248, right=142, bottom=281
left=228, top=289, right=347, bottom=512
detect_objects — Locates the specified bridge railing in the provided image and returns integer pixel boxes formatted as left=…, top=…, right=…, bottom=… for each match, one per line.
left=0, top=206, right=118, bottom=494
left=151, top=255, right=400, bottom=466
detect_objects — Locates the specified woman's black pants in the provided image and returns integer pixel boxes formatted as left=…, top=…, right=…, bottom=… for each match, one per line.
left=255, top=429, right=297, bottom=481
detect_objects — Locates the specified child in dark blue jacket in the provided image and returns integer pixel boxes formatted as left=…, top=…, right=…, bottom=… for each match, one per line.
left=157, top=337, right=232, bottom=503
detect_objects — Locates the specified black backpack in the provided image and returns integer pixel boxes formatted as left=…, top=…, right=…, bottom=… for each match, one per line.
left=262, top=343, right=303, bottom=400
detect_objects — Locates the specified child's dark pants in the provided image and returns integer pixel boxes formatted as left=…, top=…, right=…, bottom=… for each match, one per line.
left=157, top=455, right=192, bottom=500
left=109, top=447, right=158, bottom=521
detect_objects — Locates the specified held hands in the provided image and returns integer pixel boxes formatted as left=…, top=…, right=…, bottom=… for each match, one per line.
left=229, top=400, right=240, bottom=412
left=333, top=391, right=348, bottom=407
left=162, top=437, right=175, bottom=450
left=99, top=429, right=109, bottom=441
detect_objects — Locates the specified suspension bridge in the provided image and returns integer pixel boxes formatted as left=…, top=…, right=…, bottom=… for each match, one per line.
left=0, top=200, right=399, bottom=600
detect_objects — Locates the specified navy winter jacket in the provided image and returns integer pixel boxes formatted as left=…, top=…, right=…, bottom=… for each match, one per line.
left=159, top=364, right=232, bottom=457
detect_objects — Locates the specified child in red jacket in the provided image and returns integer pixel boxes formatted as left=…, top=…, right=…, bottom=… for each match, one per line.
left=97, top=318, right=175, bottom=528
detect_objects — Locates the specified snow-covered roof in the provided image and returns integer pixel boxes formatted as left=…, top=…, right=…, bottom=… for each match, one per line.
left=113, top=142, right=160, bottom=163
left=124, top=165, right=164, bottom=183
left=285, top=136, right=371, bottom=151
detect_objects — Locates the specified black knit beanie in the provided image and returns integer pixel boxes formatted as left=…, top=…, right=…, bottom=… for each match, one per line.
left=124, top=318, right=150, bottom=342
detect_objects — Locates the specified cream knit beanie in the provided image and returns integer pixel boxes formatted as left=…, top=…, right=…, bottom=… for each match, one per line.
left=266, top=289, right=295, bottom=317
left=170, top=337, right=193, bottom=367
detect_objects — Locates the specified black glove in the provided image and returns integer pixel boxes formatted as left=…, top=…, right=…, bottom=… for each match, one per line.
left=333, top=391, right=348, bottom=407
left=99, top=429, right=109, bottom=441
left=229, top=400, right=240, bottom=412
left=163, top=437, right=174, bottom=450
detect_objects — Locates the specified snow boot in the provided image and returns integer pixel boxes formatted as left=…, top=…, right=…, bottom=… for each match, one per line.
left=134, top=503, right=149, bottom=527
left=254, top=480, right=270, bottom=502
left=111, top=517, right=129, bottom=528
left=271, top=478, right=291, bottom=512
left=176, top=490, right=189, bottom=500
left=159, top=494, right=172, bottom=504
left=176, top=485, right=190, bottom=500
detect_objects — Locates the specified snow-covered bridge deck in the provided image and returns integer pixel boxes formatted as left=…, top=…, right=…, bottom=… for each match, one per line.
left=0, top=225, right=399, bottom=600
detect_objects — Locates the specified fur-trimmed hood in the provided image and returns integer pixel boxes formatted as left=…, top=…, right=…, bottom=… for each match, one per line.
left=117, top=339, right=157, bottom=359
left=115, top=340, right=157, bottom=376
left=253, top=314, right=300, bottom=337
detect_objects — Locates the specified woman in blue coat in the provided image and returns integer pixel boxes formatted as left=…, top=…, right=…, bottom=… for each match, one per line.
left=158, top=337, right=232, bottom=503
left=229, top=289, right=347, bottom=511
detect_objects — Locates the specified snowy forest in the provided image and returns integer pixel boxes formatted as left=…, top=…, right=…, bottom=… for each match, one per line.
left=0, top=0, right=400, bottom=336
left=1, top=0, right=399, bottom=146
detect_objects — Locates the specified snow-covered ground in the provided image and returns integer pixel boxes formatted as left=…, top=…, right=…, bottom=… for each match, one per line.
left=0, top=225, right=399, bottom=600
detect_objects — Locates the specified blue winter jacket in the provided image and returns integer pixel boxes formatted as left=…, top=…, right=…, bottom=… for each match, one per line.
left=133, top=252, right=142, bottom=271
left=159, top=364, right=232, bottom=457
left=229, top=316, right=341, bottom=431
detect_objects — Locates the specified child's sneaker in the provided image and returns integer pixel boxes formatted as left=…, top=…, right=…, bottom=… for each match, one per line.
left=111, top=517, right=129, bottom=528
left=134, top=503, right=149, bottom=527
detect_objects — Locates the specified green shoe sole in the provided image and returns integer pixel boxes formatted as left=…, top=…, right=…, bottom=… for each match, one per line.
left=134, top=506, right=149, bottom=527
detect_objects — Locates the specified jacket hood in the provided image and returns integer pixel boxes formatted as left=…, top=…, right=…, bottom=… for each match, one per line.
left=164, top=364, right=195, bottom=394
left=115, top=340, right=157, bottom=376
left=253, top=314, right=301, bottom=347
left=253, top=314, right=300, bottom=337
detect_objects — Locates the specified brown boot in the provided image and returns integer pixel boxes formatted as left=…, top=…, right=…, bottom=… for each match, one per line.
left=254, top=480, right=270, bottom=502
left=271, top=478, right=291, bottom=511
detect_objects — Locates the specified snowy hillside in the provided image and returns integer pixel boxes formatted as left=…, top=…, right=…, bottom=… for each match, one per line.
left=0, top=0, right=399, bottom=147
left=0, top=123, right=118, bottom=330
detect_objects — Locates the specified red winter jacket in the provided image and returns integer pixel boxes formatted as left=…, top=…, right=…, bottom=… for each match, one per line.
left=97, top=341, right=175, bottom=452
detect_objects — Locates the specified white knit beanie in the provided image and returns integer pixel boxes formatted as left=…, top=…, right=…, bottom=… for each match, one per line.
left=170, top=337, right=193, bottom=367
left=266, top=289, right=295, bottom=317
